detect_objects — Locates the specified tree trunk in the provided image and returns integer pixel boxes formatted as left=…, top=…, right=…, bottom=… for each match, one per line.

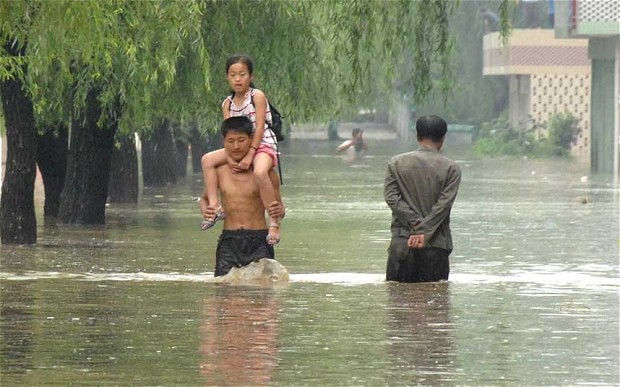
left=36, top=125, right=68, bottom=217
left=189, top=123, right=207, bottom=174
left=141, top=119, right=177, bottom=187
left=108, top=133, right=139, bottom=203
left=0, top=59, right=37, bottom=244
left=327, top=120, right=341, bottom=140
left=189, top=128, right=222, bottom=175
left=57, top=88, right=117, bottom=224
left=175, top=139, right=188, bottom=178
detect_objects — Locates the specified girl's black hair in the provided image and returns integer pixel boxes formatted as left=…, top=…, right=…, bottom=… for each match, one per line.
left=225, top=54, right=254, bottom=75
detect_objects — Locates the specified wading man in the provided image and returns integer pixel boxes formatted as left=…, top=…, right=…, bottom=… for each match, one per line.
left=384, top=115, right=461, bottom=283
left=200, top=116, right=284, bottom=276
left=336, top=127, right=368, bottom=162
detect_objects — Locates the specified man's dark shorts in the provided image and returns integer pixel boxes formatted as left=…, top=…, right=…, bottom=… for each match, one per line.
left=215, top=229, right=275, bottom=277
left=386, top=236, right=450, bottom=283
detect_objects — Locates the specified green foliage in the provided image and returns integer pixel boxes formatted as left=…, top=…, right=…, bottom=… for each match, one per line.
left=201, top=0, right=463, bottom=125
left=323, top=0, right=459, bottom=109
left=0, top=0, right=208, bottom=134
left=416, top=0, right=509, bottom=126
left=473, top=112, right=578, bottom=158
left=548, top=112, right=580, bottom=151
left=196, top=0, right=329, bottom=130
left=498, top=0, right=514, bottom=43
left=1, top=0, right=512, bottom=136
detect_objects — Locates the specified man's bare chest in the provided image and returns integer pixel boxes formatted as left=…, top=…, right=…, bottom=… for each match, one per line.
left=219, top=171, right=259, bottom=197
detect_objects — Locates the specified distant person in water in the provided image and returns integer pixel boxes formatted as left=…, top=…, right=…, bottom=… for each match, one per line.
left=384, top=115, right=461, bottom=283
left=199, top=116, right=285, bottom=276
left=480, top=7, right=500, bottom=32
left=336, top=128, right=368, bottom=162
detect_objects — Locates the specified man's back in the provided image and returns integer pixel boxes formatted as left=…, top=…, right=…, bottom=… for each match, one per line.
left=391, top=147, right=458, bottom=215
left=386, top=146, right=461, bottom=251
left=384, top=114, right=461, bottom=283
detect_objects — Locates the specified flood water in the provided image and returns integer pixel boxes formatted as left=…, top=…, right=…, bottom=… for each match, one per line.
left=1, top=137, right=619, bottom=386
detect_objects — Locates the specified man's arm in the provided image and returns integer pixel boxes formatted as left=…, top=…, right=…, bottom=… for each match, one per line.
left=336, top=140, right=353, bottom=153
left=384, top=161, right=422, bottom=228
left=200, top=189, right=217, bottom=221
left=200, top=163, right=223, bottom=221
left=414, top=164, right=461, bottom=239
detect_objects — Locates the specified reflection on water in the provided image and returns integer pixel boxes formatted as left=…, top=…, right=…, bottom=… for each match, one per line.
left=385, top=282, right=456, bottom=385
left=0, top=139, right=619, bottom=385
left=0, top=281, right=35, bottom=375
left=200, top=285, right=280, bottom=386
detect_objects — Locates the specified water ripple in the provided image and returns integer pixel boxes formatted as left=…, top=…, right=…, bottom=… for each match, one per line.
left=1, top=270, right=617, bottom=292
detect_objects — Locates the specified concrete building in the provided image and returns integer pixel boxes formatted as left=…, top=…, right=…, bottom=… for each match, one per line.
left=483, top=29, right=591, bottom=159
left=554, top=0, right=619, bottom=175
left=483, top=0, right=619, bottom=175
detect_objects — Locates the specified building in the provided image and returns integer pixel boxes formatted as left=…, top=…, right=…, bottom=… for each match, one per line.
left=483, top=29, right=591, bottom=159
left=483, top=0, right=619, bottom=175
left=554, top=0, right=619, bottom=174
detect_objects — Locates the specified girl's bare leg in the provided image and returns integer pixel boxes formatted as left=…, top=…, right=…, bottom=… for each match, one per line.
left=253, top=153, right=280, bottom=244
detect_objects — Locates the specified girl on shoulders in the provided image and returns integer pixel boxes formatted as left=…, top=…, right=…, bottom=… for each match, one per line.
left=201, top=54, right=281, bottom=245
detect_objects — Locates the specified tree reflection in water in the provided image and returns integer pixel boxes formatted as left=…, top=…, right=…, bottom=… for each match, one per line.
left=0, top=281, right=35, bottom=375
left=200, top=284, right=281, bottom=386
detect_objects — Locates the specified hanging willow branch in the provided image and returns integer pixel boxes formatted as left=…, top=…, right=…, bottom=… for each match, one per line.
left=1, top=0, right=512, bottom=133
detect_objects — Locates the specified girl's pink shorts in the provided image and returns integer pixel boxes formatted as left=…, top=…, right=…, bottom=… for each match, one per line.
left=255, top=144, right=278, bottom=167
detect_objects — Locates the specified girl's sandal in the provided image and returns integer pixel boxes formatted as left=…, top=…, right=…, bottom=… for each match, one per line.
left=200, top=206, right=226, bottom=230
left=266, top=224, right=280, bottom=245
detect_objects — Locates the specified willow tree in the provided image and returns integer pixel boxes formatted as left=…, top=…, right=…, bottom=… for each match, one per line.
left=193, top=0, right=513, bottom=127
left=188, top=0, right=461, bottom=137
left=134, top=18, right=212, bottom=188
left=0, top=1, right=209, bottom=241
left=127, top=0, right=329, bottom=186
left=305, top=0, right=513, bottom=118
left=1, top=0, right=512, bottom=244
left=0, top=38, right=37, bottom=244
left=163, top=0, right=333, bottom=133
left=415, top=0, right=510, bottom=124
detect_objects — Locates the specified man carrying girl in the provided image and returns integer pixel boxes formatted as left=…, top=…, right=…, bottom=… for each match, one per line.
left=201, top=54, right=282, bottom=246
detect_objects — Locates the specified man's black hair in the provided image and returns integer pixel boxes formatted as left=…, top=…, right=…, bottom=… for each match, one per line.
left=352, top=128, right=363, bottom=137
left=416, top=115, right=448, bottom=142
left=221, top=116, right=253, bottom=137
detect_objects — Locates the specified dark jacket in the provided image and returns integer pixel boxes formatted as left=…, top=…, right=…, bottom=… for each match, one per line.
left=384, top=146, right=461, bottom=251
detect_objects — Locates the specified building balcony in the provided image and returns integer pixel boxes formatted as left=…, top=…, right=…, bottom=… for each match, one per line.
left=483, top=29, right=590, bottom=76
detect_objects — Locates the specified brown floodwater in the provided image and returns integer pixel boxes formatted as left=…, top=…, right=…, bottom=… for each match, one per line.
left=1, top=138, right=618, bottom=386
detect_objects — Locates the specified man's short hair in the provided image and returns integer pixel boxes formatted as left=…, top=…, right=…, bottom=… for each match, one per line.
left=221, top=116, right=253, bottom=137
left=352, top=128, right=363, bottom=137
left=416, top=115, right=447, bottom=142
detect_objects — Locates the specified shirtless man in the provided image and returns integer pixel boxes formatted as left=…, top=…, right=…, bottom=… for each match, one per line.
left=336, top=127, right=368, bottom=162
left=199, top=116, right=284, bottom=276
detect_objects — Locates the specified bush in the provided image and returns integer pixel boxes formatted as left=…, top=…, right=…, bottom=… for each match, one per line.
left=473, top=112, right=578, bottom=158
left=548, top=112, right=580, bottom=151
